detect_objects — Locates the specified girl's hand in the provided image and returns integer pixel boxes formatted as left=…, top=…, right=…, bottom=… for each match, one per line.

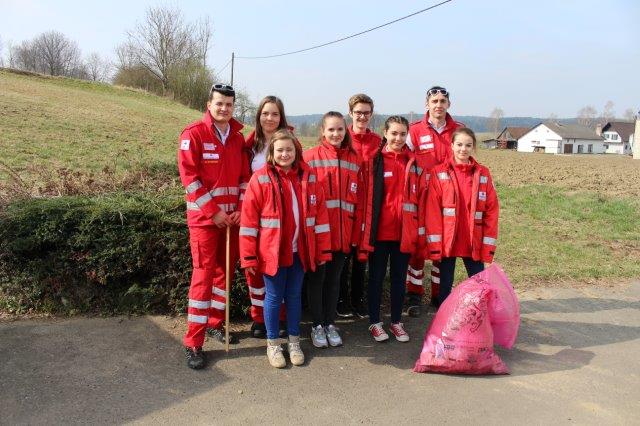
left=246, top=267, right=256, bottom=275
left=318, top=261, right=326, bottom=266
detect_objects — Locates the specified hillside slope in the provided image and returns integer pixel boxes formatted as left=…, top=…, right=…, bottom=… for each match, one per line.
left=0, top=69, right=203, bottom=174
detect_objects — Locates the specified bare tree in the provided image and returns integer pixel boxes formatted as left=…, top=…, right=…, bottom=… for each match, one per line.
left=234, top=89, right=257, bottom=123
left=84, top=52, right=112, bottom=81
left=488, top=107, right=504, bottom=136
left=548, top=112, right=559, bottom=121
left=577, top=105, right=597, bottom=127
left=623, top=108, right=636, bottom=121
left=120, top=6, right=211, bottom=93
left=9, top=31, right=82, bottom=77
left=602, top=100, right=615, bottom=121
left=0, top=36, right=4, bottom=67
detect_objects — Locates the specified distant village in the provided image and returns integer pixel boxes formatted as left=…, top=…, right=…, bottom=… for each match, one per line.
left=482, top=119, right=639, bottom=158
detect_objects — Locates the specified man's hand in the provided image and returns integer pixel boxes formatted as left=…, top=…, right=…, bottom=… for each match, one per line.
left=228, top=211, right=241, bottom=225
left=246, top=267, right=256, bottom=275
left=213, top=210, right=229, bottom=228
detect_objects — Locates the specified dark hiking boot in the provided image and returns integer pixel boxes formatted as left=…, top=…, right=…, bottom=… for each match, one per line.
left=206, top=327, right=238, bottom=344
left=185, top=346, right=206, bottom=370
left=336, top=300, right=354, bottom=318
left=251, top=321, right=267, bottom=339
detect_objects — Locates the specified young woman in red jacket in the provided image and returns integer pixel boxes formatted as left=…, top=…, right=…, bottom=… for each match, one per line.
left=303, top=111, right=364, bottom=348
left=240, top=130, right=331, bottom=368
left=243, top=96, right=292, bottom=339
left=359, top=116, right=424, bottom=343
left=424, top=127, right=499, bottom=306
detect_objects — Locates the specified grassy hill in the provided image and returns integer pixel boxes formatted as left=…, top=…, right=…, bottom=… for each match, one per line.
left=0, top=68, right=203, bottom=175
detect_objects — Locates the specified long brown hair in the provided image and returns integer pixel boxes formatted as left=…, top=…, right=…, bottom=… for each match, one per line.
left=254, top=96, right=289, bottom=154
left=266, top=129, right=303, bottom=169
left=317, top=111, right=352, bottom=149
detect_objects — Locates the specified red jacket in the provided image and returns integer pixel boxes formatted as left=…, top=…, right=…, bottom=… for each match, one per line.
left=408, top=112, right=464, bottom=173
left=177, top=112, right=250, bottom=227
left=349, top=126, right=382, bottom=163
left=425, top=157, right=499, bottom=263
left=239, top=163, right=332, bottom=276
left=359, top=145, right=424, bottom=261
left=303, top=139, right=365, bottom=254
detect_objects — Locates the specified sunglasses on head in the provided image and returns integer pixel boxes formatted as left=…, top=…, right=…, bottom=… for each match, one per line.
left=210, top=83, right=235, bottom=94
left=427, top=88, right=448, bottom=98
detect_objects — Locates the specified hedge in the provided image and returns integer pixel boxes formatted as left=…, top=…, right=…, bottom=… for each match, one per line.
left=0, top=192, right=249, bottom=316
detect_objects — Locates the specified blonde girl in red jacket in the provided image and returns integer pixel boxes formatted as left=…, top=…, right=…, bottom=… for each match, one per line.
left=359, top=116, right=424, bottom=343
left=303, top=111, right=364, bottom=348
left=240, top=129, right=331, bottom=368
left=424, top=127, right=499, bottom=306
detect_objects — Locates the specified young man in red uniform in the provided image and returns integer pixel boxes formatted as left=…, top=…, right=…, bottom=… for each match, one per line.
left=404, top=86, right=463, bottom=316
left=337, top=94, right=382, bottom=318
left=178, top=84, right=250, bottom=369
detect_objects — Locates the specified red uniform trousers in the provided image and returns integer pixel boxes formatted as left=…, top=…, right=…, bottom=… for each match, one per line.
left=245, top=269, right=285, bottom=324
left=183, top=225, right=239, bottom=348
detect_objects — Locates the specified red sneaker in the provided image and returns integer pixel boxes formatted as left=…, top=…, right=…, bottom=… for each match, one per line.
left=368, top=322, right=389, bottom=342
left=389, top=322, right=410, bottom=342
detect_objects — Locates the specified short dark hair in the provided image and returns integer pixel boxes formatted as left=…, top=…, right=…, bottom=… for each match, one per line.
left=209, top=83, right=236, bottom=101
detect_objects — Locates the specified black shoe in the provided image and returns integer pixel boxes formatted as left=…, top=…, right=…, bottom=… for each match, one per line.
left=405, top=293, right=423, bottom=317
left=185, top=346, right=206, bottom=370
left=206, top=327, right=239, bottom=344
left=430, top=298, right=441, bottom=309
left=336, top=300, right=354, bottom=318
left=353, top=300, right=368, bottom=318
left=251, top=321, right=266, bottom=339
left=278, top=321, right=288, bottom=338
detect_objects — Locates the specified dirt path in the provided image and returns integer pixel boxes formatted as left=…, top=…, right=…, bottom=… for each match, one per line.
left=1, top=281, right=639, bottom=425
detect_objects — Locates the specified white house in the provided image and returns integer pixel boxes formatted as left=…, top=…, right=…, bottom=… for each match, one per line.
left=517, top=122, right=606, bottom=154
left=600, top=121, right=635, bottom=155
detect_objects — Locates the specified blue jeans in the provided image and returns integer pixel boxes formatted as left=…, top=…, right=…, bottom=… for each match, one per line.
left=368, top=241, right=410, bottom=324
left=438, top=257, right=485, bottom=304
left=263, top=254, right=304, bottom=340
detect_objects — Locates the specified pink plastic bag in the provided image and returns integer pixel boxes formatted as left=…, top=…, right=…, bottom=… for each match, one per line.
left=413, top=263, right=519, bottom=375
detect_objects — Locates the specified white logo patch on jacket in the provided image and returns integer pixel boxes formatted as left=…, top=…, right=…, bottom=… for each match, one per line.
left=384, top=171, right=393, bottom=178
left=203, top=143, right=216, bottom=151
left=420, top=135, right=432, bottom=142
left=310, top=194, right=317, bottom=205
left=180, top=140, right=190, bottom=150
left=350, top=182, right=357, bottom=193
left=419, top=142, right=434, bottom=150
left=203, top=153, right=219, bottom=160
left=478, top=191, right=487, bottom=201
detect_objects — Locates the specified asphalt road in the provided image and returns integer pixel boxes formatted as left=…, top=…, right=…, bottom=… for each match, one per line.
left=1, top=281, right=638, bottom=425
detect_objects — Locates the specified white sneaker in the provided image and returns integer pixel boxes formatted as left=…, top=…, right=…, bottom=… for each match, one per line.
left=310, top=324, right=328, bottom=348
left=287, top=336, right=305, bottom=366
left=325, top=324, right=343, bottom=347
left=368, top=322, right=389, bottom=342
left=267, top=340, right=286, bottom=368
left=389, top=322, right=410, bottom=342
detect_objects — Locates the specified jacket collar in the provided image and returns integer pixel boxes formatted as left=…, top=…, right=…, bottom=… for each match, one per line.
left=203, top=111, right=244, bottom=139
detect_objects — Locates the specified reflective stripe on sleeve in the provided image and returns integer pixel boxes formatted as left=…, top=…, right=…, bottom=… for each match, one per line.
left=187, top=313, right=208, bottom=324
left=442, top=208, right=456, bottom=216
left=483, top=236, right=497, bottom=246
left=186, top=202, right=200, bottom=211
left=260, top=218, right=281, bottom=228
left=239, top=227, right=258, bottom=237
left=218, top=203, right=237, bottom=212
left=195, top=192, right=213, bottom=208
left=185, top=180, right=202, bottom=194
left=239, top=182, right=248, bottom=190
left=307, top=159, right=359, bottom=172
left=427, top=234, right=442, bottom=243
left=188, top=299, right=210, bottom=309
left=210, top=186, right=240, bottom=197
left=258, top=175, right=271, bottom=183
left=315, top=224, right=330, bottom=234
left=326, top=199, right=340, bottom=209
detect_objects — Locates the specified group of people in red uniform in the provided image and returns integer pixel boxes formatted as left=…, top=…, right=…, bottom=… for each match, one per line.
left=177, top=84, right=500, bottom=369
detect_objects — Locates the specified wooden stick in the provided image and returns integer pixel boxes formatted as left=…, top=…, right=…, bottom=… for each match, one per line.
left=225, top=225, right=231, bottom=353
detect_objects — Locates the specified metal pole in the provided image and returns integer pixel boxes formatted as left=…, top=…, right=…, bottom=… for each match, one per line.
left=230, top=52, right=235, bottom=87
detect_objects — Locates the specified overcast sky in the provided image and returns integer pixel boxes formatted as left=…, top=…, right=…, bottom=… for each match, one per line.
left=1, top=0, right=638, bottom=117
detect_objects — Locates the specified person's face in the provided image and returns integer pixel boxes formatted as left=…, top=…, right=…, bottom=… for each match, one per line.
left=207, top=92, right=235, bottom=124
left=426, top=93, right=450, bottom=121
left=259, top=102, right=281, bottom=135
left=322, top=117, right=346, bottom=147
left=273, top=138, right=296, bottom=170
left=384, top=122, right=408, bottom=153
left=452, top=133, right=474, bottom=163
left=349, top=102, right=373, bottom=132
